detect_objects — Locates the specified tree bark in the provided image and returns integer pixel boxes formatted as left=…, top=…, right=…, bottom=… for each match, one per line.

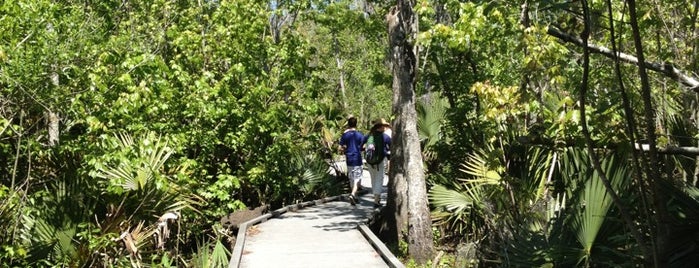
left=385, top=1, right=434, bottom=264
left=382, top=7, right=406, bottom=246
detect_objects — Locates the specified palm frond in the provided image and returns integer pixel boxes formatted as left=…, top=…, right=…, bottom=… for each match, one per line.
left=210, top=239, right=231, bottom=267
left=430, top=183, right=479, bottom=238
left=26, top=218, right=78, bottom=264
left=115, top=132, right=135, bottom=148
left=529, top=149, right=557, bottom=202
left=99, top=164, right=137, bottom=190
left=0, top=188, right=20, bottom=243
left=321, top=126, right=337, bottom=153
left=573, top=168, right=611, bottom=256
left=96, top=132, right=175, bottom=193
left=301, top=152, right=346, bottom=198
left=417, top=94, right=449, bottom=150
left=33, top=218, right=57, bottom=247
left=145, top=135, right=172, bottom=173
left=129, top=221, right=156, bottom=251
left=430, top=184, right=474, bottom=212
left=459, top=153, right=501, bottom=185
left=565, top=150, right=631, bottom=264
left=191, top=239, right=230, bottom=268
left=301, top=169, right=323, bottom=194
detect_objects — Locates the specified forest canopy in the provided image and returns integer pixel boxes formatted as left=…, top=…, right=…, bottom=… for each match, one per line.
left=1, top=0, right=699, bottom=266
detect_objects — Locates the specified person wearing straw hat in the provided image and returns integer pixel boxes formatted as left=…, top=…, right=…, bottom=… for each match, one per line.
left=363, top=118, right=391, bottom=208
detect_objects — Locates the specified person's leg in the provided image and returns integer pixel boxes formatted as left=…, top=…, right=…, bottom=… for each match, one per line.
left=351, top=178, right=358, bottom=197
left=370, top=161, right=384, bottom=206
left=348, top=177, right=354, bottom=195
left=348, top=166, right=362, bottom=205
left=352, top=166, right=362, bottom=195
left=347, top=180, right=357, bottom=205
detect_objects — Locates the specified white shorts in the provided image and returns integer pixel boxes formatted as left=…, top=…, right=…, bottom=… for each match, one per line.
left=347, top=166, right=363, bottom=183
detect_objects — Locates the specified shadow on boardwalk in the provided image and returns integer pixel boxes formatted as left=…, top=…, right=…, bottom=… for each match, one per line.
left=230, top=162, right=402, bottom=268
left=237, top=198, right=388, bottom=268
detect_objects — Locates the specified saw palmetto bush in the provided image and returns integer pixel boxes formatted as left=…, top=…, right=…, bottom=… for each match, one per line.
left=417, top=94, right=449, bottom=162
left=189, top=238, right=230, bottom=268
left=23, top=176, right=99, bottom=266
left=0, top=147, right=106, bottom=266
left=506, top=148, right=640, bottom=267
left=429, top=138, right=554, bottom=262
left=87, top=132, right=200, bottom=266
left=562, top=149, right=637, bottom=266
left=293, top=149, right=347, bottom=200
left=656, top=163, right=699, bottom=266
left=1, top=132, right=193, bottom=267
left=429, top=142, right=646, bottom=266
left=295, top=110, right=348, bottom=200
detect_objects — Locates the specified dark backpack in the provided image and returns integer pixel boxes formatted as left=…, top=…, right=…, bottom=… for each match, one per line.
left=365, top=132, right=384, bottom=165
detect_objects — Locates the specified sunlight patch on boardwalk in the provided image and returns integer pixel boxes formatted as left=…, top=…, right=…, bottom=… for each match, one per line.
left=238, top=201, right=388, bottom=268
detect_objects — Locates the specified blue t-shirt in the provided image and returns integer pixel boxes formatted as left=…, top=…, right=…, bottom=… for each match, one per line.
left=340, top=129, right=364, bottom=166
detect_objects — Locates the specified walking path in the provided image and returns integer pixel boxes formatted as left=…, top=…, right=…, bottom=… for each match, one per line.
left=229, top=163, right=402, bottom=268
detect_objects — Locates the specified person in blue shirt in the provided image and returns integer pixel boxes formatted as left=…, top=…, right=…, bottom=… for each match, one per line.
left=339, top=116, right=364, bottom=206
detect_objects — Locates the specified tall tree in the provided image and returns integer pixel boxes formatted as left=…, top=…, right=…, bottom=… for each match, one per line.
left=626, top=0, right=670, bottom=265
left=386, top=0, right=433, bottom=264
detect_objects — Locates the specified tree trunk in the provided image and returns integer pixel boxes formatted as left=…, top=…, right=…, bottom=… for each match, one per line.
left=385, top=1, right=433, bottom=264
left=579, top=0, right=651, bottom=261
left=627, top=0, right=668, bottom=265
left=333, top=34, right=348, bottom=110
left=695, top=98, right=699, bottom=186
left=47, top=111, right=59, bottom=147
left=48, top=69, right=60, bottom=147
left=383, top=4, right=407, bottom=247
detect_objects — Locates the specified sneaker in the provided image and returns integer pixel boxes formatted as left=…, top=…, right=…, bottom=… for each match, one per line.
left=349, top=195, right=356, bottom=206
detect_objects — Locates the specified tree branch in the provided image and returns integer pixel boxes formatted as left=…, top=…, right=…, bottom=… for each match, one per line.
left=635, top=144, right=699, bottom=155
left=547, top=26, right=699, bottom=92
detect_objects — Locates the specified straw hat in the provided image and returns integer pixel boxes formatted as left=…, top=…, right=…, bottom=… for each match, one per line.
left=373, top=118, right=390, bottom=127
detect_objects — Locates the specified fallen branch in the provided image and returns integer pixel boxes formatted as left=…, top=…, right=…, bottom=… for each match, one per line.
left=547, top=26, right=699, bottom=92
left=635, top=143, right=699, bottom=156
left=517, top=136, right=699, bottom=155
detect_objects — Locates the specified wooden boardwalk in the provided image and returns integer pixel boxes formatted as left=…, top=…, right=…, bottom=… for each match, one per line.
left=228, top=165, right=403, bottom=268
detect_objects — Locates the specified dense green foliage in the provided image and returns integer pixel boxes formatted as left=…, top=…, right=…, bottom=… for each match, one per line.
left=0, top=0, right=388, bottom=266
left=419, top=0, right=699, bottom=266
left=2, top=0, right=699, bottom=266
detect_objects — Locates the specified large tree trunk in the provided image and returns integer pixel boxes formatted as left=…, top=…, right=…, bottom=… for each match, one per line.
left=385, top=1, right=433, bottom=264
left=383, top=5, right=407, bottom=248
